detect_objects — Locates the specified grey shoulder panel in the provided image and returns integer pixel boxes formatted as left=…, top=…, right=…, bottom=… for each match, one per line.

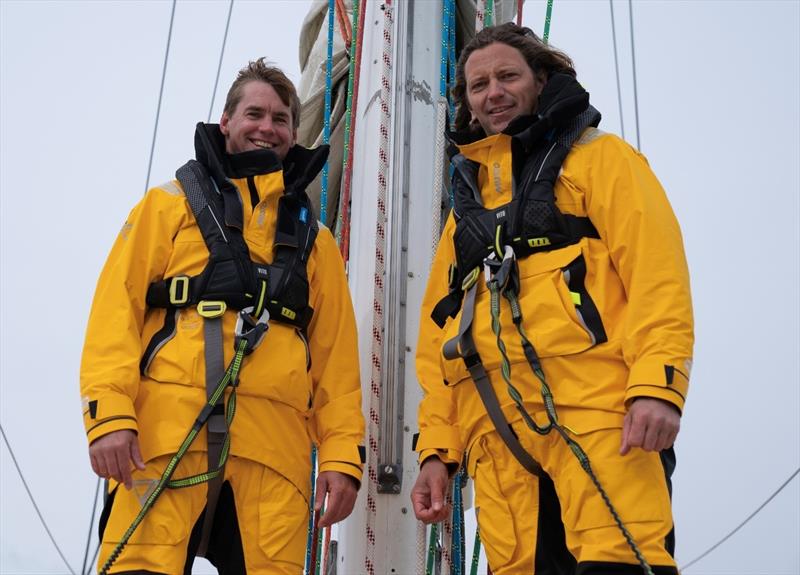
left=157, top=180, right=184, bottom=197
left=575, top=127, right=607, bottom=147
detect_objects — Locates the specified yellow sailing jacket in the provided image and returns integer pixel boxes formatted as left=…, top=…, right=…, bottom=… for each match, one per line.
left=415, top=128, right=694, bottom=467
left=81, top=148, right=364, bottom=499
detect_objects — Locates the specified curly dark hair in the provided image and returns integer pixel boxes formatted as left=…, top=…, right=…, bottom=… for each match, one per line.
left=452, top=23, right=576, bottom=131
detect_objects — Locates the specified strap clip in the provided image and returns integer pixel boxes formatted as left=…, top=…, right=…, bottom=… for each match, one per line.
left=169, top=276, right=190, bottom=305
left=234, top=306, right=270, bottom=354
left=197, top=300, right=227, bottom=318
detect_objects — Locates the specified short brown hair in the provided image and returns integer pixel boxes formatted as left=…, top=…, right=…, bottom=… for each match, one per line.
left=223, top=58, right=301, bottom=129
left=452, top=23, right=576, bottom=131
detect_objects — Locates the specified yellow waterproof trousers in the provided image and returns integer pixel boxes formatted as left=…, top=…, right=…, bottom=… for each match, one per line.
left=469, top=427, right=676, bottom=574
left=98, top=453, right=308, bottom=575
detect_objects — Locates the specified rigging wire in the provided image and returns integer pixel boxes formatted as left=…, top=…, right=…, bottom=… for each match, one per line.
left=680, top=466, right=800, bottom=571
left=627, top=0, right=641, bottom=150
left=0, top=423, right=77, bottom=575
left=86, top=539, right=101, bottom=575
left=80, top=478, right=102, bottom=575
left=608, top=0, right=626, bottom=140
left=207, top=0, right=234, bottom=123
left=143, top=0, right=177, bottom=194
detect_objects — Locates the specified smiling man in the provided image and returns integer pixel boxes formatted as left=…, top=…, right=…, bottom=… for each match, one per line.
left=80, top=59, right=364, bottom=574
left=411, top=24, right=693, bottom=575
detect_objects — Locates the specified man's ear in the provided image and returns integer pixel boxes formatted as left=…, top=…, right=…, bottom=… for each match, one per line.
left=291, top=127, right=297, bottom=147
left=219, top=112, right=230, bottom=136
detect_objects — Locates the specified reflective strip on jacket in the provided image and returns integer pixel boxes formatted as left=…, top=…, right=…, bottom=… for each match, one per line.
left=415, top=128, right=694, bottom=466
left=80, top=166, right=364, bottom=500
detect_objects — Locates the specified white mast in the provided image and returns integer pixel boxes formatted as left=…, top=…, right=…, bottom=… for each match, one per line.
left=338, top=1, right=444, bottom=572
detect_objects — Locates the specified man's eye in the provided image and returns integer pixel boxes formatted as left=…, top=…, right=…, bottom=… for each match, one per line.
left=470, top=82, right=486, bottom=92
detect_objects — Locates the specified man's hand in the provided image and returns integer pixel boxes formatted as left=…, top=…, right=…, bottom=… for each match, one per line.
left=89, top=429, right=145, bottom=489
left=410, top=457, right=451, bottom=524
left=620, top=397, right=681, bottom=455
left=315, top=470, right=358, bottom=529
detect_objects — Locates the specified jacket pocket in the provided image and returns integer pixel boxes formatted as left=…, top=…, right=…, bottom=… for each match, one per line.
left=440, top=243, right=604, bottom=386
left=141, top=308, right=202, bottom=386
left=238, top=323, right=313, bottom=412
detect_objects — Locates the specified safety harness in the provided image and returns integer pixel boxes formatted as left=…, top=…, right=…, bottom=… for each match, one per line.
left=101, top=125, right=327, bottom=572
left=439, top=75, right=656, bottom=574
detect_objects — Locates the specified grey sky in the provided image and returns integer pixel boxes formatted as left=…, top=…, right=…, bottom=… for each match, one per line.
left=1, top=1, right=798, bottom=574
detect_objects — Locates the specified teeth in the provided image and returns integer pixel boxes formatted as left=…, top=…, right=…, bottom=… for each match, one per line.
left=253, top=140, right=274, bottom=149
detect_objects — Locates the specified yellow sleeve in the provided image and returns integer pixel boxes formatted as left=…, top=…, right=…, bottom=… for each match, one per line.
left=306, top=227, right=365, bottom=484
left=414, top=214, right=464, bottom=467
left=579, top=134, right=694, bottom=411
left=80, top=185, right=187, bottom=444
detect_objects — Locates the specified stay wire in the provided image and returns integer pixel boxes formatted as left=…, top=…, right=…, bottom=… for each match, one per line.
left=80, top=477, right=102, bottom=575
left=627, top=0, right=641, bottom=150
left=680, top=466, right=800, bottom=571
left=608, top=0, right=626, bottom=140
left=143, top=0, right=177, bottom=194
left=0, top=423, right=77, bottom=575
left=207, top=0, right=234, bottom=123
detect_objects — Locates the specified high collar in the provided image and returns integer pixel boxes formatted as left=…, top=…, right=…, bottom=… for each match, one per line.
left=191, top=123, right=329, bottom=230
left=193, top=122, right=329, bottom=194
left=447, top=73, right=596, bottom=155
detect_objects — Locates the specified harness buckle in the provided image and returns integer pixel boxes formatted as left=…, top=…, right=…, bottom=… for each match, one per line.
left=169, top=276, right=190, bottom=305
left=461, top=267, right=481, bottom=291
left=197, top=300, right=227, bottom=318
left=234, top=306, right=270, bottom=354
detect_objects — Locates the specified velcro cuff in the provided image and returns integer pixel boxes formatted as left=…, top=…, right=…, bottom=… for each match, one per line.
left=628, top=360, right=689, bottom=408
left=418, top=448, right=462, bottom=468
left=318, top=461, right=363, bottom=486
left=318, top=440, right=363, bottom=469
left=83, top=393, right=138, bottom=444
left=413, top=425, right=461, bottom=453
left=625, top=384, right=686, bottom=413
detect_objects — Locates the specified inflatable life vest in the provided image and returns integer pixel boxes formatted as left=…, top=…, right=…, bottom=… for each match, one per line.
left=432, top=74, right=602, bottom=328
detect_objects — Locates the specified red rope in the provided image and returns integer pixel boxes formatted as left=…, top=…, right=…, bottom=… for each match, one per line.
left=517, top=0, right=523, bottom=25
left=335, top=0, right=352, bottom=49
left=338, top=0, right=367, bottom=261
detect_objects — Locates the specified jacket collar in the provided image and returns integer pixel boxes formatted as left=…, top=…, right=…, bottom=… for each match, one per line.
left=191, top=123, right=330, bottom=229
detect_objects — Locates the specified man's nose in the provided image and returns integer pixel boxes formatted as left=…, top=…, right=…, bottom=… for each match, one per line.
left=258, top=117, right=275, bottom=133
left=487, top=78, right=504, bottom=99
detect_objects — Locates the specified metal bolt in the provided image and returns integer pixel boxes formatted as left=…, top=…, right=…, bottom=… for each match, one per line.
left=401, top=507, right=408, bottom=514
left=393, top=484, right=401, bottom=493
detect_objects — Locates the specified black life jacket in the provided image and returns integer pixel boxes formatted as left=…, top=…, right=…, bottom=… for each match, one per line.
left=432, top=74, right=602, bottom=328
left=141, top=123, right=328, bottom=374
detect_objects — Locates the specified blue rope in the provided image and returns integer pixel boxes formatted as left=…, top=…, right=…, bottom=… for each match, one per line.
left=440, top=0, right=450, bottom=99
left=321, top=0, right=335, bottom=224
left=451, top=471, right=464, bottom=574
left=305, top=445, right=318, bottom=572
left=445, top=0, right=457, bottom=207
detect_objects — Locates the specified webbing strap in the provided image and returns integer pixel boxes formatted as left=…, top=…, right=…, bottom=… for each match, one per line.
left=443, top=283, right=543, bottom=476
left=197, top=316, right=227, bottom=557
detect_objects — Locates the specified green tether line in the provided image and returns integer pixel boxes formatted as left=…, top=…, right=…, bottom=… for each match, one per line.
left=99, top=338, right=249, bottom=575
left=426, top=522, right=439, bottom=575
left=543, top=0, right=554, bottom=43
left=470, top=528, right=482, bottom=575
left=484, top=264, right=655, bottom=575
left=485, top=0, right=494, bottom=27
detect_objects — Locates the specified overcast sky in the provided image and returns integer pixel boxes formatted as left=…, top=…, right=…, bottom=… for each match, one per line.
left=1, top=1, right=798, bottom=574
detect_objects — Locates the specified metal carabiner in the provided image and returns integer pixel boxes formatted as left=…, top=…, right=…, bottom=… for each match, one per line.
left=484, top=245, right=517, bottom=293
left=234, top=306, right=270, bottom=355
